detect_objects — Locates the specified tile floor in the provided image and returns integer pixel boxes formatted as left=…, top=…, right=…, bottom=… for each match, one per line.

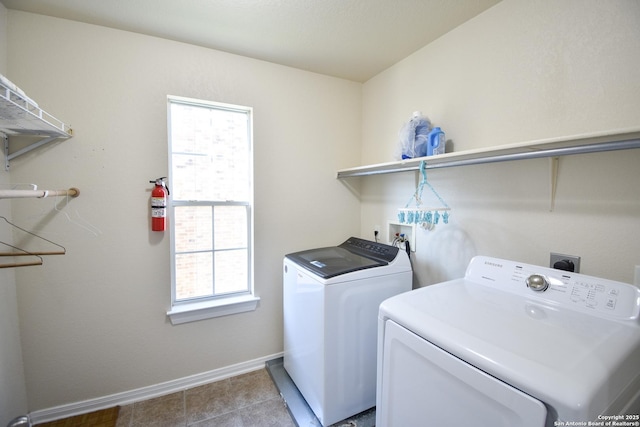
left=115, top=368, right=295, bottom=427
left=35, top=407, right=119, bottom=427
left=266, top=358, right=375, bottom=427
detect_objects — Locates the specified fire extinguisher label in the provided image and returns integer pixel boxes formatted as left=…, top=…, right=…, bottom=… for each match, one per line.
left=151, top=208, right=166, bottom=218
left=151, top=197, right=166, bottom=208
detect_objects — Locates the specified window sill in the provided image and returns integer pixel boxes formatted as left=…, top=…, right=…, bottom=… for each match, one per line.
left=167, top=294, right=260, bottom=325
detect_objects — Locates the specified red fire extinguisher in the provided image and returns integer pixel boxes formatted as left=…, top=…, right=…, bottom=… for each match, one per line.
left=149, top=177, right=169, bottom=232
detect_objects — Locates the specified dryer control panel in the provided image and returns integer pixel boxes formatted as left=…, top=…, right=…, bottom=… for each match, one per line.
left=466, top=256, right=640, bottom=321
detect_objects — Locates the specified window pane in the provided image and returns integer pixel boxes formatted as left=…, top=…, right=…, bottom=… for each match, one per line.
left=170, top=103, right=250, bottom=202
left=176, top=252, right=213, bottom=299
left=214, top=206, right=248, bottom=249
left=174, top=206, right=212, bottom=253
left=172, top=153, right=217, bottom=201
left=215, top=249, right=248, bottom=294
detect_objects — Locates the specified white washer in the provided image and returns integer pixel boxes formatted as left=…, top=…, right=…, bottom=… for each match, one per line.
left=377, top=256, right=640, bottom=427
left=284, top=237, right=412, bottom=426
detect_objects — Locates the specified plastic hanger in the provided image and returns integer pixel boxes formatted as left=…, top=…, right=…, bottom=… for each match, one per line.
left=397, top=160, right=451, bottom=228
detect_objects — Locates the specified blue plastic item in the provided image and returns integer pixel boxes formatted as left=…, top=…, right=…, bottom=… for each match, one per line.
left=399, top=112, right=432, bottom=159
left=397, top=160, right=451, bottom=226
left=427, top=127, right=445, bottom=156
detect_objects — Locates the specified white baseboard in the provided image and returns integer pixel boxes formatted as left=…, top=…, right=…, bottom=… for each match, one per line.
left=28, top=352, right=284, bottom=424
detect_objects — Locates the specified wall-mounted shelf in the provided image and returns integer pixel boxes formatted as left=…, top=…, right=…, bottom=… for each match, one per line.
left=336, top=128, right=640, bottom=178
left=1, top=76, right=73, bottom=170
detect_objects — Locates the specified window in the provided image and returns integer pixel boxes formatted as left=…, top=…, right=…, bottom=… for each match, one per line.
left=166, top=96, right=258, bottom=325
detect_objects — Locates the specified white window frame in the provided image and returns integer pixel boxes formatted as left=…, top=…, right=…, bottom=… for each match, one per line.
left=165, top=95, right=259, bottom=325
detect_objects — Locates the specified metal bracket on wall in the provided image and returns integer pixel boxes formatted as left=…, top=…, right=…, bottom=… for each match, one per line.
left=2, top=133, right=7, bottom=170
left=549, top=157, right=559, bottom=212
left=4, top=133, right=62, bottom=171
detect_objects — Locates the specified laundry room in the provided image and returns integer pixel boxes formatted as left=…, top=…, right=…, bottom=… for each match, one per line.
left=0, top=0, right=639, bottom=426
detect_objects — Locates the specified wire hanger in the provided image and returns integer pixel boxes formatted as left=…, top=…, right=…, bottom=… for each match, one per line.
left=0, top=240, right=44, bottom=268
left=0, top=216, right=66, bottom=268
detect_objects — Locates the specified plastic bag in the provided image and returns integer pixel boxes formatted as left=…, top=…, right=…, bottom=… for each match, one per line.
left=396, top=111, right=432, bottom=160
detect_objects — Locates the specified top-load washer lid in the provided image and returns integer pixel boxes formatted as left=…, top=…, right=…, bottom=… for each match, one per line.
left=379, top=256, right=640, bottom=422
left=285, top=237, right=399, bottom=279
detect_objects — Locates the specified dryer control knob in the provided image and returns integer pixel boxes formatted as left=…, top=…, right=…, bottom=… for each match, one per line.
left=526, top=274, right=549, bottom=292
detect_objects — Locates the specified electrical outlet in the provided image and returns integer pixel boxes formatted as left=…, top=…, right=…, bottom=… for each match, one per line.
left=550, top=252, right=580, bottom=273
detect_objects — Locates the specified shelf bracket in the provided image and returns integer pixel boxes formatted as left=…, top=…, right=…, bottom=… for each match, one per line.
left=5, top=134, right=61, bottom=171
left=2, top=133, right=7, bottom=171
left=549, top=157, right=559, bottom=212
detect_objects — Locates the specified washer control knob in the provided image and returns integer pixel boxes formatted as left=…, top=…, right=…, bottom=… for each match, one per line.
left=526, top=274, right=549, bottom=292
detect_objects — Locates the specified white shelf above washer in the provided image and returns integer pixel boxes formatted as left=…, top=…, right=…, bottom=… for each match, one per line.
left=336, top=127, right=640, bottom=178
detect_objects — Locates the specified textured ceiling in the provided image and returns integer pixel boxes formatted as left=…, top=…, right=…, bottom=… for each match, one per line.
left=0, top=0, right=501, bottom=82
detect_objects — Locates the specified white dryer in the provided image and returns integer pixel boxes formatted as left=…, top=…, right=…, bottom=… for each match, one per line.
left=377, top=256, right=640, bottom=427
left=284, top=237, right=412, bottom=426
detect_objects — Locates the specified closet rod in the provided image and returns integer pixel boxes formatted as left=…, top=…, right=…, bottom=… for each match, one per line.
left=0, top=187, right=79, bottom=199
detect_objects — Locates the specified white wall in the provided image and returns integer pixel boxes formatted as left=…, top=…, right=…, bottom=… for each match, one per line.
left=6, top=11, right=361, bottom=411
left=360, top=0, right=640, bottom=287
left=0, top=3, right=5, bottom=70
left=0, top=3, right=30, bottom=425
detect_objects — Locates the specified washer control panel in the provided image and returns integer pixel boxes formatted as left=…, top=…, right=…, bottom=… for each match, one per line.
left=467, top=256, right=640, bottom=321
left=340, top=237, right=399, bottom=263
